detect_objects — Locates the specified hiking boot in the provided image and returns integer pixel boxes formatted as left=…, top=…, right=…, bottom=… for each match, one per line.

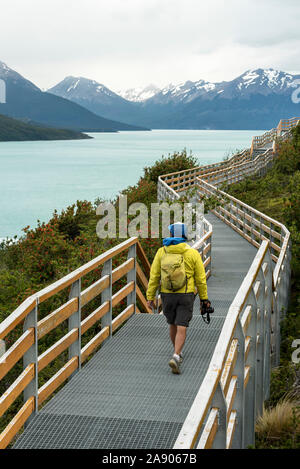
left=169, top=355, right=181, bottom=374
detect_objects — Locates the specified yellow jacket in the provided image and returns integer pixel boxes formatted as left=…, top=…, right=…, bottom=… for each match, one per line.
left=146, top=243, right=208, bottom=300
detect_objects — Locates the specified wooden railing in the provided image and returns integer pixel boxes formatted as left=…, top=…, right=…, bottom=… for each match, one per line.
left=250, top=128, right=277, bottom=153
left=158, top=149, right=250, bottom=200
left=174, top=179, right=291, bottom=448
left=199, top=148, right=275, bottom=187
left=191, top=217, right=213, bottom=281
left=158, top=148, right=274, bottom=202
left=277, top=117, right=300, bottom=133
left=174, top=240, right=274, bottom=449
left=197, top=177, right=290, bottom=355
left=0, top=237, right=152, bottom=448
left=157, top=119, right=293, bottom=449
left=158, top=118, right=299, bottom=202
left=250, top=116, right=300, bottom=154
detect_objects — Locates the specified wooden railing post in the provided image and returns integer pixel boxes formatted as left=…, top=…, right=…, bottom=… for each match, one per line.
left=273, top=275, right=282, bottom=367
left=256, top=269, right=266, bottom=418
left=101, top=259, right=112, bottom=337
left=210, top=382, right=227, bottom=449
left=269, top=222, right=275, bottom=259
left=23, top=299, right=38, bottom=425
left=272, top=292, right=279, bottom=367
left=127, top=244, right=136, bottom=313
left=263, top=248, right=273, bottom=401
left=243, top=289, right=258, bottom=448
left=231, top=319, right=245, bottom=449
left=68, top=279, right=81, bottom=374
left=208, top=230, right=212, bottom=274
left=287, top=240, right=292, bottom=302
left=259, top=215, right=263, bottom=241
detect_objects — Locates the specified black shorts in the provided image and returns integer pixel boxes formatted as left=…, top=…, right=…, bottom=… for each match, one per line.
left=161, top=293, right=195, bottom=327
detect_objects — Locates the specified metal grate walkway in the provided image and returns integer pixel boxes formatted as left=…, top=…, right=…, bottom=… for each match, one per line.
left=14, top=213, right=257, bottom=449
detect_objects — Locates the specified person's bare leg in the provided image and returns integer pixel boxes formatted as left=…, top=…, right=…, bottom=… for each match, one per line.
left=174, top=325, right=187, bottom=356
left=169, top=324, right=177, bottom=348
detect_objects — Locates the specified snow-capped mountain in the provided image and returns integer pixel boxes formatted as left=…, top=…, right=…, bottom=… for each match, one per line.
left=0, top=60, right=40, bottom=93
left=148, top=79, right=217, bottom=105
left=48, top=68, right=300, bottom=130
left=145, top=68, right=300, bottom=105
left=142, top=68, right=300, bottom=129
left=0, top=61, right=147, bottom=131
left=49, top=76, right=126, bottom=105
left=117, top=84, right=160, bottom=102
left=218, top=68, right=299, bottom=99
left=48, top=76, right=149, bottom=125
left=49, top=68, right=300, bottom=109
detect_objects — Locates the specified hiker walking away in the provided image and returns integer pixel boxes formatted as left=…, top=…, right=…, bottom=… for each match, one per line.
left=146, top=222, right=212, bottom=374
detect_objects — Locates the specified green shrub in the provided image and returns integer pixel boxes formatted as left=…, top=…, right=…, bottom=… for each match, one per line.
left=143, top=149, right=198, bottom=184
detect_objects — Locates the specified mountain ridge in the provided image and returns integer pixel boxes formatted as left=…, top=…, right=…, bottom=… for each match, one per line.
left=117, top=84, right=161, bottom=102
left=0, top=61, right=148, bottom=132
left=48, top=68, right=300, bottom=129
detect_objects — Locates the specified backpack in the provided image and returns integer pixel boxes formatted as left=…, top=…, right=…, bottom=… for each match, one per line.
left=160, top=247, right=187, bottom=292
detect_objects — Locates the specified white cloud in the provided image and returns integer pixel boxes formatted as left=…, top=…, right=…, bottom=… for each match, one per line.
left=0, top=0, right=299, bottom=90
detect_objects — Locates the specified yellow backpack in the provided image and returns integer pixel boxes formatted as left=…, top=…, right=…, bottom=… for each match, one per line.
left=161, top=247, right=187, bottom=292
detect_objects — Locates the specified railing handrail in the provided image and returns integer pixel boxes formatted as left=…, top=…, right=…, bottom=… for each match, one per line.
left=191, top=224, right=212, bottom=251
left=174, top=240, right=270, bottom=449
left=0, top=237, right=139, bottom=341
left=158, top=149, right=250, bottom=181
left=199, top=176, right=288, bottom=236
left=196, top=178, right=290, bottom=289
left=158, top=118, right=299, bottom=194
left=198, top=148, right=271, bottom=181
left=251, top=117, right=300, bottom=151
left=157, top=175, right=180, bottom=200
left=278, top=117, right=300, bottom=130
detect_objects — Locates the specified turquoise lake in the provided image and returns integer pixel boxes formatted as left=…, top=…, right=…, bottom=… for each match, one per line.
left=0, top=129, right=265, bottom=239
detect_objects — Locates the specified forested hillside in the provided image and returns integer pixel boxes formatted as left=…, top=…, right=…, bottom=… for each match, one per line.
left=0, top=114, right=92, bottom=141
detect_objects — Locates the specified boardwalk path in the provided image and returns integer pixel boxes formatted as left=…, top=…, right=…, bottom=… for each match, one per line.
left=14, top=213, right=257, bottom=449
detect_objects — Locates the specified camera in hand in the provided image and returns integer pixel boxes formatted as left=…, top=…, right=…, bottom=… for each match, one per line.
left=200, top=299, right=214, bottom=324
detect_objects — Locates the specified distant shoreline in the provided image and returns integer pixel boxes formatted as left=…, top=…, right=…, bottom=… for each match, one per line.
left=0, top=113, right=93, bottom=142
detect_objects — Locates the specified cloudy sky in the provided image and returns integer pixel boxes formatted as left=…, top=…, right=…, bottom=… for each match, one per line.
left=1, top=0, right=300, bottom=91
